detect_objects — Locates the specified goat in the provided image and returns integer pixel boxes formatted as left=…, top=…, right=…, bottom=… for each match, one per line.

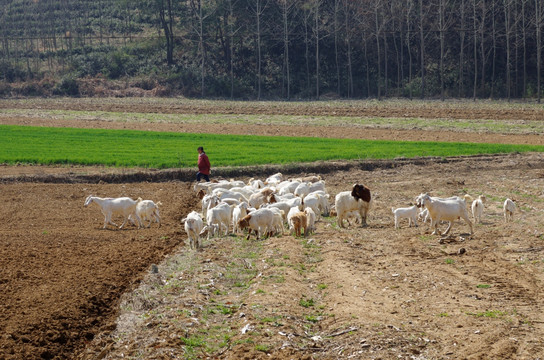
left=418, top=208, right=430, bottom=223
left=237, top=208, right=276, bottom=240
left=335, top=183, right=372, bottom=228
left=294, top=182, right=311, bottom=198
left=392, top=205, right=418, bottom=229
left=248, top=178, right=265, bottom=189
left=289, top=211, right=308, bottom=237
left=181, top=211, right=204, bottom=250
left=471, top=195, right=486, bottom=224
left=129, top=200, right=162, bottom=228
left=206, top=203, right=234, bottom=238
left=304, top=207, right=316, bottom=235
left=418, top=193, right=473, bottom=235
left=248, top=188, right=275, bottom=208
left=268, top=207, right=285, bottom=236
left=260, top=201, right=291, bottom=221
left=278, top=181, right=301, bottom=196
left=265, top=172, right=283, bottom=186
left=308, top=180, right=327, bottom=194
left=232, top=202, right=249, bottom=234
left=301, top=193, right=322, bottom=220
left=84, top=195, right=142, bottom=229
left=503, top=198, right=516, bottom=222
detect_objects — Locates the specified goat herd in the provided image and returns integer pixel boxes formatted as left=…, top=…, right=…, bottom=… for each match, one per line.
left=84, top=172, right=518, bottom=250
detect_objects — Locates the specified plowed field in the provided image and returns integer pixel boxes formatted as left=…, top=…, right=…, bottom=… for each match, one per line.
left=1, top=100, right=544, bottom=359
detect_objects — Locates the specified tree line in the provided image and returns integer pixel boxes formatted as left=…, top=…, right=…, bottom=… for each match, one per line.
left=1, top=0, right=543, bottom=101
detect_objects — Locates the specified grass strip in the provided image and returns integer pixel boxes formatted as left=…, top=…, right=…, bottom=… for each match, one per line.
left=1, top=108, right=543, bottom=134
left=0, top=124, right=542, bottom=169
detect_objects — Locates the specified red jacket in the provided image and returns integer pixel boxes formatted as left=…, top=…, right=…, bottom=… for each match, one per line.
left=198, top=152, right=211, bottom=175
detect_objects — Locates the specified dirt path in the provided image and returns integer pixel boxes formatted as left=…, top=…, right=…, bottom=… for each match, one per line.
left=73, top=152, right=544, bottom=360
left=2, top=98, right=544, bottom=121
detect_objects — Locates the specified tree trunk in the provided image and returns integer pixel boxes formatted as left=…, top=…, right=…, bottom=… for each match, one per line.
left=536, top=0, right=542, bottom=103
left=491, top=0, right=497, bottom=98
left=439, top=0, right=445, bottom=100
left=315, top=0, right=320, bottom=99
left=480, top=0, right=486, bottom=95
left=504, top=0, right=511, bottom=101
left=334, top=0, right=340, bottom=95
left=406, top=0, right=413, bottom=100
left=419, top=0, right=425, bottom=99
left=459, top=0, right=465, bottom=97
left=281, top=0, right=292, bottom=100
left=473, top=0, right=477, bottom=101
left=375, top=1, right=382, bottom=100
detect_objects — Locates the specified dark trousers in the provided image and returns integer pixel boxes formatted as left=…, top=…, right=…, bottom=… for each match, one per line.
left=197, top=172, right=210, bottom=182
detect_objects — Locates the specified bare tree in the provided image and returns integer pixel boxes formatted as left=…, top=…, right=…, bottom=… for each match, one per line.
left=374, top=0, right=383, bottom=99
left=302, top=4, right=311, bottom=95
left=334, top=0, right=341, bottom=95
left=438, top=0, right=454, bottom=100
left=313, top=0, right=323, bottom=99
left=406, top=0, right=414, bottom=99
left=419, top=0, right=425, bottom=98
left=479, top=0, right=487, bottom=96
left=520, top=0, right=527, bottom=98
left=503, top=0, right=512, bottom=101
left=248, top=0, right=269, bottom=100
left=157, top=0, right=175, bottom=65
left=491, top=0, right=497, bottom=98
left=343, top=0, right=355, bottom=97
left=227, top=0, right=241, bottom=99
left=458, top=0, right=466, bottom=97
left=536, top=0, right=543, bottom=102
left=279, top=0, right=295, bottom=100
left=472, top=0, right=477, bottom=100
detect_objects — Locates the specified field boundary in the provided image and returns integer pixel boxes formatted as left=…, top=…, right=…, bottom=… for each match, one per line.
left=1, top=153, right=537, bottom=184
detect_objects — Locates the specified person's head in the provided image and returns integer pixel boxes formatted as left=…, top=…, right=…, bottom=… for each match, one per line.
left=197, top=146, right=204, bottom=154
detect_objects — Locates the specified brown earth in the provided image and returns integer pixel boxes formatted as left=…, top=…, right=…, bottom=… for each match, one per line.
left=1, top=102, right=544, bottom=359
left=2, top=98, right=544, bottom=121
left=0, top=115, right=543, bottom=146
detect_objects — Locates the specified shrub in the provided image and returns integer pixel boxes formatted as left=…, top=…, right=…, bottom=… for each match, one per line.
left=53, top=77, right=80, bottom=96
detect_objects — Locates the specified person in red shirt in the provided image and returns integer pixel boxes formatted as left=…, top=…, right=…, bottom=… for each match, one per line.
left=196, top=146, right=211, bottom=182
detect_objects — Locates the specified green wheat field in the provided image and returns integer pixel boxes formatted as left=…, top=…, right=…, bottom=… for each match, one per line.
left=1, top=124, right=542, bottom=169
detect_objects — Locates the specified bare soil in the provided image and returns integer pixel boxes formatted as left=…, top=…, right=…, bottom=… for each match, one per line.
left=1, top=102, right=544, bottom=359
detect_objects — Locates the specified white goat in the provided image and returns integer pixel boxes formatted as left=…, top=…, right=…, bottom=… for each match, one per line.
left=84, top=195, right=142, bottom=229
left=308, top=180, right=327, bottom=194
left=392, top=205, right=418, bottom=229
left=238, top=208, right=276, bottom=239
left=418, top=193, right=473, bottom=235
left=268, top=208, right=285, bottom=236
left=305, top=207, right=316, bottom=234
left=503, top=198, right=516, bottom=222
left=206, top=202, right=234, bottom=238
left=265, top=172, right=283, bottom=185
left=131, top=200, right=162, bottom=228
left=294, top=182, right=311, bottom=198
left=471, top=195, right=486, bottom=224
left=301, top=193, right=322, bottom=220
left=248, top=188, right=275, bottom=208
left=279, top=181, right=301, bottom=196
left=201, top=194, right=220, bottom=218
left=248, top=178, right=265, bottom=189
left=181, top=211, right=204, bottom=250
left=232, top=202, right=249, bottom=234
left=260, top=201, right=291, bottom=221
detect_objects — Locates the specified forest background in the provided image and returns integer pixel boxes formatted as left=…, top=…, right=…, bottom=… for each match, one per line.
left=1, top=0, right=543, bottom=102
